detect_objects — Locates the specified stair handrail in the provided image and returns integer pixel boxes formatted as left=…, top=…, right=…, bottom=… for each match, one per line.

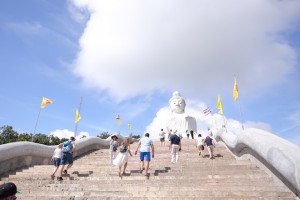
left=214, top=128, right=300, bottom=196
left=0, top=134, right=136, bottom=176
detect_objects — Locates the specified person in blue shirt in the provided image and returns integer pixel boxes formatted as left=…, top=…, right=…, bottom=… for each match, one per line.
left=204, top=132, right=216, bottom=159
left=135, top=133, right=155, bottom=177
left=57, top=136, right=76, bottom=181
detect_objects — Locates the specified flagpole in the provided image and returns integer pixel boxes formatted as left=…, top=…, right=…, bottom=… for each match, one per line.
left=237, top=98, right=244, bottom=130
left=33, top=107, right=42, bottom=141
left=222, top=115, right=227, bottom=132
left=210, top=114, right=214, bottom=129
left=74, top=97, right=83, bottom=137
left=234, top=75, right=244, bottom=130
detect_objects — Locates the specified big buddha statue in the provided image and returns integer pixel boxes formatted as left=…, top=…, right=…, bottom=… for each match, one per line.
left=165, top=91, right=197, bottom=137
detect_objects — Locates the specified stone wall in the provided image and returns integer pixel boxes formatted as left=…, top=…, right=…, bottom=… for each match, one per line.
left=0, top=135, right=129, bottom=176
left=214, top=128, right=300, bottom=196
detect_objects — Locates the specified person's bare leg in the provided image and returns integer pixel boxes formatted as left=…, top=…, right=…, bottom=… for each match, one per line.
left=51, top=166, right=59, bottom=176
left=123, top=162, right=127, bottom=174
left=59, top=165, right=65, bottom=177
left=144, top=161, right=150, bottom=175
left=65, top=163, right=73, bottom=171
left=118, top=166, right=121, bottom=177
left=140, top=160, right=144, bottom=171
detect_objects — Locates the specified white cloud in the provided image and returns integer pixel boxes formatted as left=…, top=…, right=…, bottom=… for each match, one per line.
left=145, top=99, right=274, bottom=139
left=71, top=0, right=299, bottom=101
left=50, top=129, right=90, bottom=140
left=67, top=0, right=90, bottom=23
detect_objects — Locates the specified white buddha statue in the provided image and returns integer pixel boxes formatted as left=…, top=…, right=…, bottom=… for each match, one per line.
left=165, top=91, right=197, bottom=137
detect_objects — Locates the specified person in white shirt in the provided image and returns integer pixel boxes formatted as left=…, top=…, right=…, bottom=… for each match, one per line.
left=159, top=129, right=166, bottom=146
left=110, top=135, right=119, bottom=164
left=50, top=143, right=62, bottom=178
left=196, top=133, right=205, bottom=157
left=135, top=133, right=155, bottom=177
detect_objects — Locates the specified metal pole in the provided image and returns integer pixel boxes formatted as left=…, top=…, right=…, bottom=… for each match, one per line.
left=222, top=115, right=227, bottom=133
left=237, top=98, right=244, bottom=130
left=33, top=108, right=42, bottom=141
left=234, top=75, right=244, bottom=130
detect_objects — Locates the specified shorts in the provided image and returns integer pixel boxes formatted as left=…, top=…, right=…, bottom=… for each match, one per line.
left=198, top=145, right=204, bottom=151
left=139, top=152, right=151, bottom=162
left=207, top=145, right=214, bottom=155
left=160, top=138, right=165, bottom=142
left=61, top=152, right=73, bottom=165
left=53, top=158, right=61, bottom=167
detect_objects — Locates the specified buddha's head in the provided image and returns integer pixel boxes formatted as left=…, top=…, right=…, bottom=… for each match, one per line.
left=169, top=91, right=186, bottom=114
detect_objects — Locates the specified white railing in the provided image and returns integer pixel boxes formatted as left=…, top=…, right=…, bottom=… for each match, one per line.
left=214, top=128, right=300, bottom=196
left=0, top=135, right=134, bottom=176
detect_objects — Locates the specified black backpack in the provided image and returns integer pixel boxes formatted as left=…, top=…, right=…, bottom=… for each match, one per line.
left=205, top=136, right=213, bottom=146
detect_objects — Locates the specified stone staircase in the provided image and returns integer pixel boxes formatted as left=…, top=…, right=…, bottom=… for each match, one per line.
left=0, top=140, right=297, bottom=199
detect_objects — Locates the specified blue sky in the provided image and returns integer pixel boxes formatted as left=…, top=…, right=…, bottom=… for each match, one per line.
left=0, top=0, right=299, bottom=146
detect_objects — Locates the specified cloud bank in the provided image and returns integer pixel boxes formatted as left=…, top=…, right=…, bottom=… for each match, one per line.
left=70, top=0, right=299, bottom=101
left=145, top=103, right=272, bottom=139
left=50, top=129, right=90, bottom=140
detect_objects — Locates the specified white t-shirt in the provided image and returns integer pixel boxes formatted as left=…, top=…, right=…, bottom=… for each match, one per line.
left=197, top=137, right=205, bottom=146
left=139, top=137, right=153, bottom=152
left=159, top=131, right=165, bottom=138
left=53, top=148, right=62, bottom=159
left=110, top=140, right=118, bottom=151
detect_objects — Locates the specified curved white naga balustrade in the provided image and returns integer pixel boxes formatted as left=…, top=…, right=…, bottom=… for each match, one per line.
left=0, top=135, right=133, bottom=176
left=214, top=128, right=300, bottom=196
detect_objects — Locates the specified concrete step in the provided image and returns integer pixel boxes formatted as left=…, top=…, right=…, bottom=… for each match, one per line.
left=1, top=139, right=296, bottom=199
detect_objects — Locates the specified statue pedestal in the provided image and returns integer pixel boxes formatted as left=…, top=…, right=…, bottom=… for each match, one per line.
left=166, top=113, right=197, bottom=137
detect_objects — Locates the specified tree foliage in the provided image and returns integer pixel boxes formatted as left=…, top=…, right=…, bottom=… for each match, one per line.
left=0, top=126, right=18, bottom=144
left=132, top=134, right=140, bottom=139
left=0, top=125, right=68, bottom=145
left=97, top=132, right=110, bottom=139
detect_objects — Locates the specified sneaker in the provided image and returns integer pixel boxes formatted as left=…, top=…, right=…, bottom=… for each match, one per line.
left=63, top=169, right=68, bottom=174
left=57, top=177, right=63, bottom=181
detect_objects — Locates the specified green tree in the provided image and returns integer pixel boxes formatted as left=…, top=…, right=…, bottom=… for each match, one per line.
left=0, top=125, right=19, bottom=144
left=17, top=133, right=32, bottom=142
left=97, top=132, right=110, bottom=139
left=48, top=135, right=63, bottom=145
left=132, top=134, right=140, bottom=139
left=32, top=133, right=50, bottom=145
left=0, top=125, right=71, bottom=146
left=80, top=135, right=86, bottom=139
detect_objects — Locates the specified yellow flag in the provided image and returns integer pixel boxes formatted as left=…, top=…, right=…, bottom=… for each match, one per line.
left=233, top=78, right=239, bottom=101
left=75, top=109, right=81, bottom=123
left=118, top=119, right=122, bottom=126
left=40, top=97, right=53, bottom=108
left=128, top=124, right=132, bottom=130
left=217, top=95, right=223, bottom=115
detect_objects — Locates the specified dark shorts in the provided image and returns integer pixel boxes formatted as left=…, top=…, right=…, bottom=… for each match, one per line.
left=140, top=152, right=151, bottom=162
left=61, top=152, right=73, bottom=165
left=53, top=158, right=61, bottom=167
left=160, top=138, right=165, bottom=142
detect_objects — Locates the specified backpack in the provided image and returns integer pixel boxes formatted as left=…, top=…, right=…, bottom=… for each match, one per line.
left=205, top=136, right=213, bottom=146
left=112, top=144, right=117, bottom=152
left=119, top=145, right=127, bottom=153
left=62, top=141, right=72, bottom=153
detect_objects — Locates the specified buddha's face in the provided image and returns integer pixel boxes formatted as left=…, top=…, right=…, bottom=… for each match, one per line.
left=170, top=98, right=185, bottom=114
